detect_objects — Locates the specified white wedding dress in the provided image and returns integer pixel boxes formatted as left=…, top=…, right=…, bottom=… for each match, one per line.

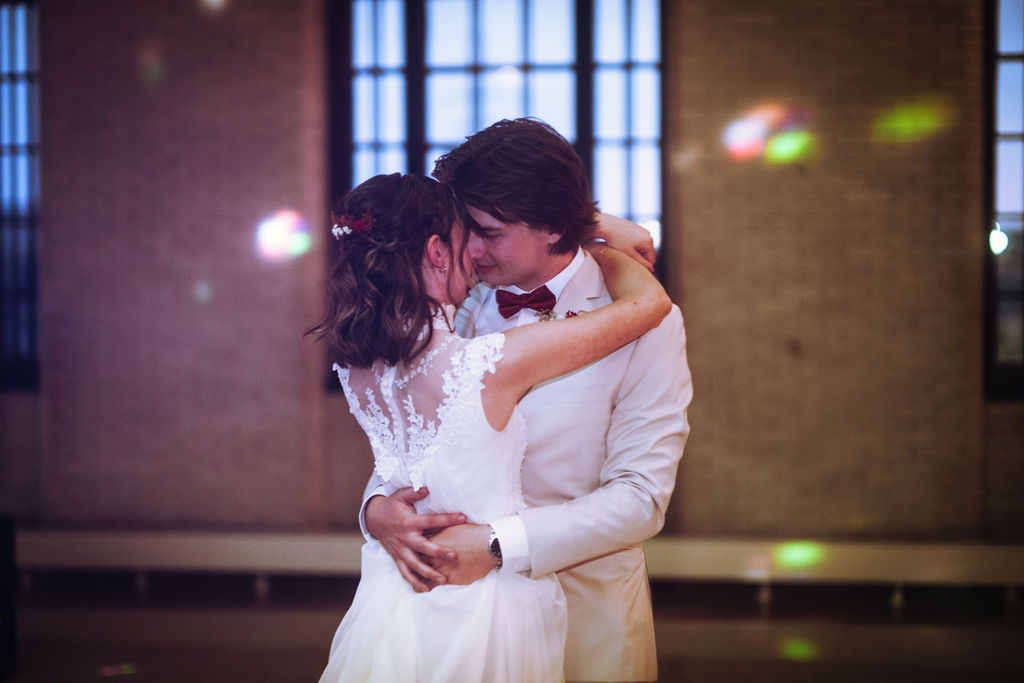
left=319, top=311, right=567, bottom=683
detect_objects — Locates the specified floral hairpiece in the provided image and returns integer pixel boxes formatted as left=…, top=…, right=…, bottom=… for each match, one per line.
left=331, top=208, right=375, bottom=239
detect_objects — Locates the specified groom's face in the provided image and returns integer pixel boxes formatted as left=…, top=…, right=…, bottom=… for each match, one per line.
left=465, top=206, right=561, bottom=292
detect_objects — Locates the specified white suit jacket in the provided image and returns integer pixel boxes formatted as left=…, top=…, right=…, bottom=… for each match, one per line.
left=457, top=252, right=691, bottom=682
left=359, top=252, right=691, bottom=681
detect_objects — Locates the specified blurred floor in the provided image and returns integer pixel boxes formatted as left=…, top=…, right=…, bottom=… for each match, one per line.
left=5, top=572, right=1024, bottom=682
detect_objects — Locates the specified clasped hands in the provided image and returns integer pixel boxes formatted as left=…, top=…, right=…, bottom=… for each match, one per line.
left=364, top=487, right=499, bottom=593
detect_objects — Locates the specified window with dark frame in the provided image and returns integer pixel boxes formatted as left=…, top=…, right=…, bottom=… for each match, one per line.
left=328, top=0, right=663, bottom=252
left=987, top=0, right=1024, bottom=398
left=0, top=1, right=38, bottom=391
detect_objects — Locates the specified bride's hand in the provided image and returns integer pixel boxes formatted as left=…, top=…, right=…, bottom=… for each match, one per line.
left=365, top=487, right=467, bottom=593
left=591, top=212, right=656, bottom=272
left=424, top=523, right=498, bottom=586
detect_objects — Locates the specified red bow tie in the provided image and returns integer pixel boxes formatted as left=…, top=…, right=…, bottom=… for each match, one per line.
left=495, top=286, right=556, bottom=319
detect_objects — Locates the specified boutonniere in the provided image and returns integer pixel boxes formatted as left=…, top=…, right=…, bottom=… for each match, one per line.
left=535, top=309, right=584, bottom=321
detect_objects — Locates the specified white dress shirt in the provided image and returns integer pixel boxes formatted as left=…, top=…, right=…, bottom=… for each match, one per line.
left=474, top=248, right=585, bottom=574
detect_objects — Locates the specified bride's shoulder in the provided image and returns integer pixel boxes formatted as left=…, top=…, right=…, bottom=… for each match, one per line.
left=446, top=332, right=506, bottom=381
left=469, top=329, right=505, bottom=349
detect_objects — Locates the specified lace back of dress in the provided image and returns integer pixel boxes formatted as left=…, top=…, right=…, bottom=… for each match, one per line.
left=336, top=329, right=461, bottom=489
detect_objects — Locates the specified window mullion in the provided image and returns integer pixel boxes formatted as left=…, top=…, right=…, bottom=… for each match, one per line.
left=574, top=0, right=594, bottom=179
left=405, top=0, right=425, bottom=174
left=471, top=0, right=481, bottom=131
left=327, top=0, right=352, bottom=203
left=521, top=0, right=527, bottom=114
left=625, top=0, right=634, bottom=217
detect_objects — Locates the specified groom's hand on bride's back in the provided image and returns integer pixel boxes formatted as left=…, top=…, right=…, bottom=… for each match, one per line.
left=365, top=486, right=467, bottom=593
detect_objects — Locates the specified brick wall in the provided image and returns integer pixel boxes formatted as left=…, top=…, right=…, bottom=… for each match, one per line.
left=663, top=0, right=1024, bottom=540
left=1, top=0, right=1019, bottom=541
left=21, top=0, right=352, bottom=528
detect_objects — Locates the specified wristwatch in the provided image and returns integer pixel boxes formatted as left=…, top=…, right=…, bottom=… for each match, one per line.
left=487, top=526, right=503, bottom=569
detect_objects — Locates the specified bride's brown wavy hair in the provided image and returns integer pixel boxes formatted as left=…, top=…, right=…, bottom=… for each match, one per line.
left=306, top=173, right=466, bottom=368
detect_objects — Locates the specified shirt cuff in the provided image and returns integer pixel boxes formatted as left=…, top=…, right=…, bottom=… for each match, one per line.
left=489, top=515, right=531, bottom=575
left=359, top=485, right=387, bottom=540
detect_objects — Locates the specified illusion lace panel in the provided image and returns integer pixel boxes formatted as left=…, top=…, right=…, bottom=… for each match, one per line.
left=334, top=331, right=507, bottom=491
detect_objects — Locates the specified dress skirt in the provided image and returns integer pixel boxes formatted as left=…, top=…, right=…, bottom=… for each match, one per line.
left=318, top=542, right=567, bottom=683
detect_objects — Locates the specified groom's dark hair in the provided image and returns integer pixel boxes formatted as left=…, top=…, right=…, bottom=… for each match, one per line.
left=432, top=118, right=597, bottom=254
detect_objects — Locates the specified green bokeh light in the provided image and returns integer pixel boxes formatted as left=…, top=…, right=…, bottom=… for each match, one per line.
left=873, top=97, right=953, bottom=143
left=774, top=541, right=825, bottom=568
left=780, top=637, right=820, bottom=661
left=764, top=131, right=816, bottom=164
left=288, top=231, right=313, bottom=257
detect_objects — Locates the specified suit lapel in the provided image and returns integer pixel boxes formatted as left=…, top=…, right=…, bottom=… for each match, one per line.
left=553, top=251, right=605, bottom=317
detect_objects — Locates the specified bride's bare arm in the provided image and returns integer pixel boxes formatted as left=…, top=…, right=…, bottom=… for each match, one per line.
left=481, top=245, right=670, bottom=430
left=430, top=247, right=670, bottom=586
left=592, top=212, right=657, bottom=272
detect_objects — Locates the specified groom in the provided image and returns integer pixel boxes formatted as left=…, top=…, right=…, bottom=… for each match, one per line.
left=363, top=118, right=692, bottom=682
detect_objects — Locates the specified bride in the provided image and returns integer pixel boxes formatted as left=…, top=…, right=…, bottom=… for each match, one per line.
left=308, top=172, right=670, bottom=682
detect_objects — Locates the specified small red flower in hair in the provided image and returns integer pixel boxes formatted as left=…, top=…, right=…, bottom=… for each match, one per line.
left=332, top=208, right=376, bottom=238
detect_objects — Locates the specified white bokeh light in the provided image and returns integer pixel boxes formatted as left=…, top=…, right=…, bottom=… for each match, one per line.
left=256, top=210, right=312, bottom=262
left=990, top=225, right=1010, bottom=255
